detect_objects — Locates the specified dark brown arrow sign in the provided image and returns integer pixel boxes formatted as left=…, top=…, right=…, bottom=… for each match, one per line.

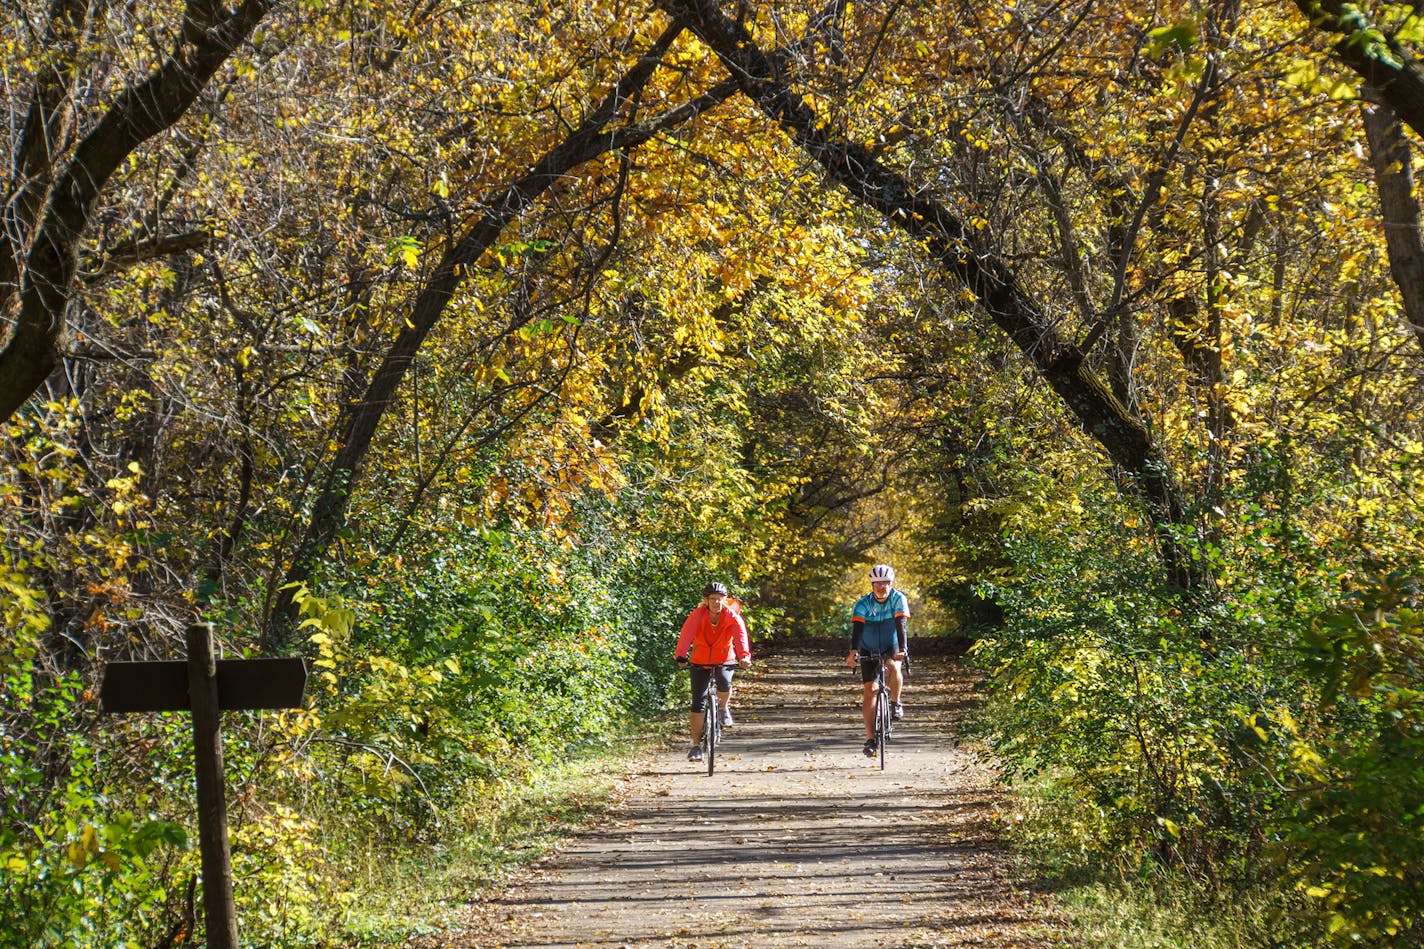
left=100, top=656, right=308, bottom=713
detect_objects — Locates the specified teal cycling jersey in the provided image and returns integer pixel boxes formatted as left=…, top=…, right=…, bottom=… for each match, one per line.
left=852, top=588, right=910, bottom=655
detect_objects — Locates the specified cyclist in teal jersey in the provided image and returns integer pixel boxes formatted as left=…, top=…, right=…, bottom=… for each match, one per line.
left=844, top=563, right=910, bottom=757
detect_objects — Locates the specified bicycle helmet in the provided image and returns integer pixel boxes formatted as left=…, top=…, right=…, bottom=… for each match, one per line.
left=703, top=581, right=729, bottom=597
left=868, top=564, right=895, bottom=583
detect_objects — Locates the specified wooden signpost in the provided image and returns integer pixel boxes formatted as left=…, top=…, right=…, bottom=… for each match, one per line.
left=100, top=623, right=307, bottom=949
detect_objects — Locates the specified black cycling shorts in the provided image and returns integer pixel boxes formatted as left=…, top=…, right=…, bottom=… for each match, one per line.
left=689, top=665, right=734, bottom=711
left=859, top=655, right=898, bottom=684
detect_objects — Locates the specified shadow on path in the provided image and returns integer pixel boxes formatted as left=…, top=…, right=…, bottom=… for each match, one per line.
left=461, top=641, right=1071, bottom=948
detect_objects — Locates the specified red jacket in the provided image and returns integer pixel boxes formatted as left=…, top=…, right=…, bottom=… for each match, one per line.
left=675, top=602, right=751, bottom=665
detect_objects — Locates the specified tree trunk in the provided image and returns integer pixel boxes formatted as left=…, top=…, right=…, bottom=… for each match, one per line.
left=1294, top=0, right=1424, bottom=142
left=0, top=0, right=274, bottom=421
left=1363, top=101, right=1424, bottom=349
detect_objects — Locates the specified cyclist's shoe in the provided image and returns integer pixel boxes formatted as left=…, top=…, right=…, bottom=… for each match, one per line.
left=892, top=702, right=905, bottom=721
left=720, top=708, right=734, bottom=728
left=863, top=738, right=877, bottom=757
left=687, top=745, right=704, bottom=762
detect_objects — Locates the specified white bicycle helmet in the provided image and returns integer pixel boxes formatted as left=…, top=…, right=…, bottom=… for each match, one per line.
left=868, top=564, right=895, bottom=583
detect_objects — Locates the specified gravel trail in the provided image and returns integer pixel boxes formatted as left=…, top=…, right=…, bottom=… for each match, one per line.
left=460, top=640, right=1072, bottom=948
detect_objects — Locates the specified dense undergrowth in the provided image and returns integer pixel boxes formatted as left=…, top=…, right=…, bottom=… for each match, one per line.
left=0, top=509, right=707, bottom=948
left=968, top=470, right=1424, bottom=949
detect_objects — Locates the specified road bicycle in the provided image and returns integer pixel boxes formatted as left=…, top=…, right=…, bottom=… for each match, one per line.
left=689, top=662, right=736, bottom=776
left=856, top=651, right=895, bottom=770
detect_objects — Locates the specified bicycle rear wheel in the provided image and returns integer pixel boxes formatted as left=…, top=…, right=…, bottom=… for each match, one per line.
left=705, top=689, right=718, bottom=776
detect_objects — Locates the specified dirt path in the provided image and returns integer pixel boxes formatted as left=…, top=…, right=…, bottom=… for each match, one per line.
left=461, top=641, right=1072, bottom=948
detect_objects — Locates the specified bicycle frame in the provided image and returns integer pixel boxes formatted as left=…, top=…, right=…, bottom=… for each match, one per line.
left=857, top=651, right=894, bottom=770
left=690, top=662, right=735, bottom=776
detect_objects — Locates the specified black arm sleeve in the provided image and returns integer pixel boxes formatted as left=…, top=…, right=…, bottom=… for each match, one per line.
left=896, top=616, right=907, bottom=653
left=850, top=619, right=864, bottom=652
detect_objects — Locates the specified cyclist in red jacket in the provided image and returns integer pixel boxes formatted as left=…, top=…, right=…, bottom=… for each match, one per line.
left=674, top=582, right=752, bottom=762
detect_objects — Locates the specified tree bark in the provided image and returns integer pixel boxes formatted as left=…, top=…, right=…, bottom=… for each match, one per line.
left=1363, top=101, right=1424, bottom=348
left=1292, top=5, right=1424, bottom=358
left=0, top=0, right=273, bottom=422
left=1294, top=0, right=1424, bottom=141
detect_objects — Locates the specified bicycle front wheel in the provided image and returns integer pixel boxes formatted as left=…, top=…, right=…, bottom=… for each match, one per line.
left=705, top=690, right=718, bottom=776
left=875, top=688, right=889, bottom=770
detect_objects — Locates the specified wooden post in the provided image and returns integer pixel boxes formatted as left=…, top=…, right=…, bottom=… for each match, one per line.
left=100, top=629, right=306, bottom=948
left=186, top=622, right=239, bottom=949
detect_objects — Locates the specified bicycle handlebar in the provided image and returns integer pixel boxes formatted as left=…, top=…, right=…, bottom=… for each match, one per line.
left=852, top=651, right=909, bottom=680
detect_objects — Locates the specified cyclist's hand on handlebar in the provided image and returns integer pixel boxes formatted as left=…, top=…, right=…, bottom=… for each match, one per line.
left=846, top=651, right=859, bottom=668
left=675, top=654, right=689, bottom=666
left=893, top=652, right=906, bottom=661
left=738, top=657, right=752, bottom=668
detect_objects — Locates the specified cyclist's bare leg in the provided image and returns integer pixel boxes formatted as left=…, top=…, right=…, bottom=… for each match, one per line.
left=861, top=681, right=877, bottom=738
left=886, top=660, right=904, bottom=705
left=690, top=710, right=706, bottom=745
left=717, top=691, right=731, bottom=714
